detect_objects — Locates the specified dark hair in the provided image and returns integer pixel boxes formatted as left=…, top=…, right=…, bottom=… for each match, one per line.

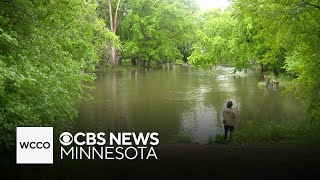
left=227, top=101, right=233, bottom=108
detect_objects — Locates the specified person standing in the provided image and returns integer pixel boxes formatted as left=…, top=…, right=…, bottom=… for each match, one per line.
left=223, top=101, right=236, bottom=141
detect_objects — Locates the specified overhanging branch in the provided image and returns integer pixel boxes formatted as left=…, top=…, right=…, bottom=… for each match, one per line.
left=305, top=2, right=320, bottom=10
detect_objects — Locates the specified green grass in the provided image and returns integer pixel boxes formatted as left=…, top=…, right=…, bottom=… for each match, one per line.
left=174, top=131, right=193, bottom=143
left=232, top=120, right=303, bottom=144
left=208, top=134, right=225, bottom=144
left=208, top=119, right=320, bottom=145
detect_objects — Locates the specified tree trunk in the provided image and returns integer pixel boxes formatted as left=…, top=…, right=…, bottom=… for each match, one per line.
left=113, top=0, right=121, bottom=33
left=110, top=44, right=116, bottom=65
left=142, top=60, right=146, bottom=67
left=108, top=0, right=121, bottom=66
left=260, top=62, right=265, bottom=72
left=147, top=59, right=151, bottom=68
left=108, top=0, right=114, bottom=33
left=131, top=59, right=136, bottom=66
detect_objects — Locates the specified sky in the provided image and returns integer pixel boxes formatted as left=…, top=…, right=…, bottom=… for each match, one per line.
left=195, top=0, right=230, bottom=11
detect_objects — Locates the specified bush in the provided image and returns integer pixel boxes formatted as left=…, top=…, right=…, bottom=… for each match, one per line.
left=0, top=0, right=113, bottom=150
left=257, top=81, right=267, bottom=88
left=175, top=131, right=193, bottom=143
left=208, top=134, right=225, bottom=144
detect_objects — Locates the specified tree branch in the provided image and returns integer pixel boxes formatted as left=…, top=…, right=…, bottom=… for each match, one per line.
left=3, top=1, right=88, bottom=32
left=306, top=2, right=320, bottom=10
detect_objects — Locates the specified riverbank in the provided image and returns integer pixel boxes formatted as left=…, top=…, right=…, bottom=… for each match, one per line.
left=93, top=61, right=194, bottom=72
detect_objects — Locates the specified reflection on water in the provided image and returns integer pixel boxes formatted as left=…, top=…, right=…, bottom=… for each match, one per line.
left=75, top=65, right=305, bottom=144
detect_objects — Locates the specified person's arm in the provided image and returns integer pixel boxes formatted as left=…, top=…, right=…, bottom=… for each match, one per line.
left=223, top=110, right=226, bottom=124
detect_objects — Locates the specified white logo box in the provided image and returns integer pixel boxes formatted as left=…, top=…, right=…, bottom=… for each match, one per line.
left=16, top=127, right=53, bottom=164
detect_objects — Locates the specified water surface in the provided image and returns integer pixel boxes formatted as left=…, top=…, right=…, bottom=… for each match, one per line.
left=75, top=65, right=305, bottom=144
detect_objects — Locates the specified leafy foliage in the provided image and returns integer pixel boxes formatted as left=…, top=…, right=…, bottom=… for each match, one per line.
left=232, top=0, right=320, bottom=122
left=188, top=9, right=257, bottom=70
left=190, top=0, right=320, bottom=124
left=232, top=120, right=306, bottom=144
left=208, top=134, right=225, bottom=144
left=0, top=0, right=113, bottom=148
left=175, top=131, right=193, bottom=143
left=120, top=0, right=198, bottom=66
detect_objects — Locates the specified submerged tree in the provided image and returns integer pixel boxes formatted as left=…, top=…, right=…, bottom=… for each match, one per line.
left=233, top=0, right=320, bottom=122
left=96, top=0, right=123, bottom=66
left=108, top=0, right=121, bottom=65
left=120, top=0, right=198, bottom=67
left=188, top=8, right=266, bottom=71
left=189, top=0, right=320, bottom=123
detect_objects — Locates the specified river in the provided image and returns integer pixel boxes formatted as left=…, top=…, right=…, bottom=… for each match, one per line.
left=74, top=65, right=305, bottom=144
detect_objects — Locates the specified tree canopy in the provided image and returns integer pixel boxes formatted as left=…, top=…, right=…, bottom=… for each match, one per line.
left=0, top=0, right=113, bottom=148
left=188, top=0, right=320, bottom=122
left=233, top=0, right=320, bottom=121
left=120, top=0, right=198, bottom=66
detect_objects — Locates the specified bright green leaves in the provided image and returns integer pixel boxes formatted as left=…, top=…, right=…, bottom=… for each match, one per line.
left=188, top=0, right=320, bottom=123
left=120, top=0, right=198, bottom=65
left=0, top=30, right=18, bottom=47
left=0, top=0, right=113, bottom=148
left=188, top=8, right=255, bottom=70
left=283, top=51, right=302, bottom=76
left=0, top=28, right=19, bottom=57
left=188, top=30, right=228, bottom=67
left=233, top=0, right=320, bottom=121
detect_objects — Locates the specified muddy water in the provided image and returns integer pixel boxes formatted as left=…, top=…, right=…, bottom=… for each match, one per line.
left=75, top=65, right=305, bottom=144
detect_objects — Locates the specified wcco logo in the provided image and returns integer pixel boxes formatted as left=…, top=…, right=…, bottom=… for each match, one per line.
left=19, top=141, right=51, bottom=149
left=16, top=127, right=53, bottom=164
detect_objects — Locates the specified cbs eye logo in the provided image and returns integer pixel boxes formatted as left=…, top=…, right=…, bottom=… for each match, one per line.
left=59, top=132, right=106, bottom=146
left=59, top=132, right=73, bottom=146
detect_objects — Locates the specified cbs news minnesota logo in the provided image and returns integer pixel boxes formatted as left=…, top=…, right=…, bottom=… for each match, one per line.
left=16, top=127, right=53, bottom=164
left=16, top=127, right=159, bottom=164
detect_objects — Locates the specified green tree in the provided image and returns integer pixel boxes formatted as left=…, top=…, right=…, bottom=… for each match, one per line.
left=120, top=0, right=198, bottom=67
left=0, top=0, right=112, bottom=149
left=97, top=0, right=124, bottom=66
left=233, top=0, right=320, bottom=121
left=188, top=8, right=258, bottom=71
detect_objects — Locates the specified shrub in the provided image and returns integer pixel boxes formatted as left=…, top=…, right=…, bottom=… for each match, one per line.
left=175, top=131, right=193, bottom=143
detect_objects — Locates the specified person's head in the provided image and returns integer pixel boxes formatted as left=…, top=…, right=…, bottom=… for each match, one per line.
left=227, top=101, right=233, bottom=108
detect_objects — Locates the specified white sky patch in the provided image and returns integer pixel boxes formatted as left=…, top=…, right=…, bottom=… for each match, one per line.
left=196, top=0, right=230, bottom=11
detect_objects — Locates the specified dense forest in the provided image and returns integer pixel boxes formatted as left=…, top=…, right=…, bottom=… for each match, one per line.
left=0, top=0, right=319, bottom=149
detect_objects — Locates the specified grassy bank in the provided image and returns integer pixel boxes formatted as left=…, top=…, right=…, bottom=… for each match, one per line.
left=209, top=118, right=320, bottom=145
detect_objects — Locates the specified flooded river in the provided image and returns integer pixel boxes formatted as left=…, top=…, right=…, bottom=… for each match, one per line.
left=75, top=65, right=305, bottom=144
